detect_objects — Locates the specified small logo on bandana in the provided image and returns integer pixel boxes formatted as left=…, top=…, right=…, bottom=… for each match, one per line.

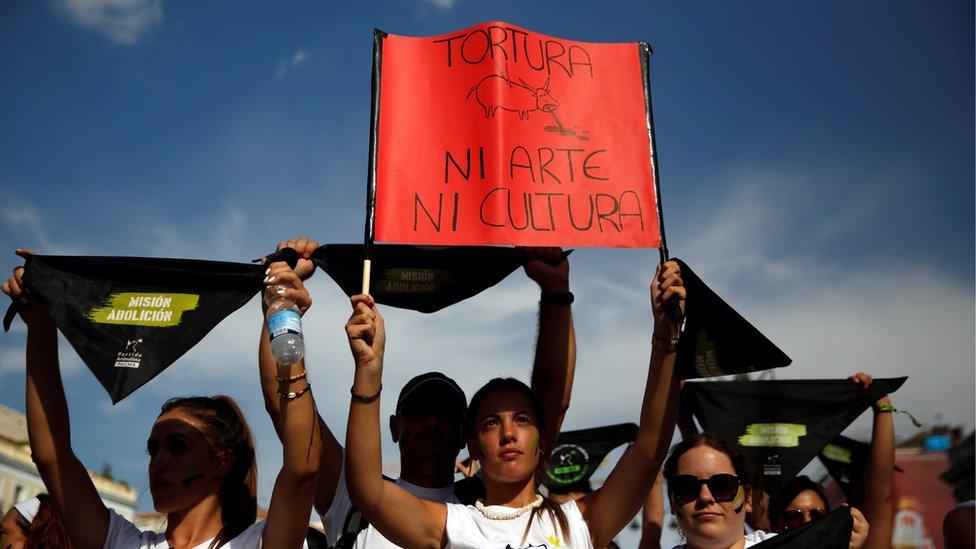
left=115, top=338, right=144, bottom=369
left=547, top=443, right=590, bottom=485
left=763, top=454, right=782, bottom=477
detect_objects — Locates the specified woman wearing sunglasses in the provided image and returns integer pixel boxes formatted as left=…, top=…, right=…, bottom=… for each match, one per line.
left=663, top=433, right=869, bottom=549
left=768, top=476, right=830, bottom=532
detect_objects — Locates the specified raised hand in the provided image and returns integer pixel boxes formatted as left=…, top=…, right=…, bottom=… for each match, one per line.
left=521, top=246, right=569, bottom=293
left=848, top=506, right=870, bottom=548
left=276, top=236, right=319, bottom=280
left=651, top=260, right=685, bottom=338
left=265, top=261, right=312, bottom=316
left=1, top=249, right=53, bottom=328
left=848, top=372, right=891, bottom=407
left=345, top=294, right=385, bottom=370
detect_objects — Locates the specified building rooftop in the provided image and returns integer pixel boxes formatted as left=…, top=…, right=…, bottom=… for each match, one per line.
left=0, top=403, right=28, bottom=445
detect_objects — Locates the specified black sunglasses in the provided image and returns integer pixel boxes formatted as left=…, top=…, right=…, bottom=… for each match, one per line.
left=781, top=507, right=827, bottom=529
left=670, top=473, right=742, bottom=504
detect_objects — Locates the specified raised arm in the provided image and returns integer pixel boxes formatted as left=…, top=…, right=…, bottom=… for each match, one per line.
left=2, top=250, right=109, bottom=549
left=637, top=469, right=665, bottom=549
left=524, top=247, right=576, bottom=455
left=260, top=261, right=323, bottom=546
left=257, top=237, right=343, bottom=515
left=849, top=372, right=894, bottom=549
left=577, top=260, right=684, bottom=548
left=344, top=295, right=447, bottom=548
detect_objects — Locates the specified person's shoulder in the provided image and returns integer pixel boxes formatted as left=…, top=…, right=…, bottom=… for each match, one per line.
left=225, top=521, right=307, bottom=549
left=444, top=501, right=479, bottom=524
left=557, top=498, right=585, bottom=518
left=445, top=501, right=474, bottom=512
left=234, top=520, right=266, bottom=539
left=744, top=530, right=776, bottom=546
left=104, top=509, right=163, bottom=548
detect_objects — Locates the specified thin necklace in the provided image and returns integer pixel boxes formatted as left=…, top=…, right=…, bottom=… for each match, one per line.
left=474, top=494, right=544, bottom=520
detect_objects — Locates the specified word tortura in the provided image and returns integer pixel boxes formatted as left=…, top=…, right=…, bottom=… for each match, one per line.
left=434, top=25, right=593, bottom=78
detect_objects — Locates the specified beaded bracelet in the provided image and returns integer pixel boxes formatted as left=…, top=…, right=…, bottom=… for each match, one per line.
left=651, top=332, right=680, bottom=352
left=278, top=383, right=311, bottom=400
left=351, top=384, right=382, bottom=404
left=276, top=370, right=308, bottom=383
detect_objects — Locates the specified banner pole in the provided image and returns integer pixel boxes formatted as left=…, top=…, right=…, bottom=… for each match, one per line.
left=362, top=28, right=387, bottom=296
left=640, top=42, right=682, bottom=321
left=639, top=42, right=670, bottom=265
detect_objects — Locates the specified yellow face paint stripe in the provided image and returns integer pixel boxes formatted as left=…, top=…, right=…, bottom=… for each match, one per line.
left=731, top=486, right=744, bottom=506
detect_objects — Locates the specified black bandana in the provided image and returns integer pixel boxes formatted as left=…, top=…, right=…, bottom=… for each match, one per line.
left=674, top=259, right=792, bottom=379
left=543, top=423, right=637, bottom=493
left=752, top=506, right=853, bottom=548
left=4, top=250, right=296, bottom=402
left=818, top=433, right=903, bottom=501
left=681, top=377, right=907, bottom=494
left=312, top=244, right=528, bottom=313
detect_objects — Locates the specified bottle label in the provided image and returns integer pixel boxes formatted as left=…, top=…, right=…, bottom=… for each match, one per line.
left=268, top=310, right=303, bottom=339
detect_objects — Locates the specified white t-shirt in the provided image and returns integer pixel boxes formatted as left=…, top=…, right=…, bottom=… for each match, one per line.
left=670, top=530, right=775, bottom=549
left=103, top=509, right=269, bottom=548
left=321, top=466, right=460, bottom=548
left=445, top=500, right=593, bottom=549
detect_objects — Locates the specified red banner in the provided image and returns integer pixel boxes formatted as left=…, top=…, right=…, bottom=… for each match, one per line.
left=373, top=21, right=661, bottom=248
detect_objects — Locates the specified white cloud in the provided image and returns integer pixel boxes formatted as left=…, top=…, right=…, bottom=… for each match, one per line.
left=0, top=201, right=86, bottom=256
left=275, top=49, right=311, bottom=78
left=139, top=207, right=253, bottom=261
left=56, top=0, right=163, bottom=45
left=667, top=167, right=975, bottom=430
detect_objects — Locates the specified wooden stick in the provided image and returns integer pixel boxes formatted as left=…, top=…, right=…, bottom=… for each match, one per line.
left=361, top=259, right=372, bottom=295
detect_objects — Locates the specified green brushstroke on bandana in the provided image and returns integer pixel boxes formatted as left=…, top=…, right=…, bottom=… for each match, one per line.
left=88, top=293, right=200, bottom=327
left=821, top=443, right=853, bottom=464
left=738, top=423, right=806, bottom=448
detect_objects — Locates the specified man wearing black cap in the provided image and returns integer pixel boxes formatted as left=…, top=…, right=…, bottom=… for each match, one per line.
left=389, top=372, right=469, bottom=489
left=257, top=240, right=575, bottom=548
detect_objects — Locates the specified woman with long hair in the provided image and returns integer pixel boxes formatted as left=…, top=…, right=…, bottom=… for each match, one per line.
left=2, top=249, right=320, bottom=548
left=662, top=433, right=869, bottom=549
left=341, top=260, right=686, bottom=548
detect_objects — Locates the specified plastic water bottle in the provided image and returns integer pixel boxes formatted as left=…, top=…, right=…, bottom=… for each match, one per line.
left=265, top=283, right=305, bottom=365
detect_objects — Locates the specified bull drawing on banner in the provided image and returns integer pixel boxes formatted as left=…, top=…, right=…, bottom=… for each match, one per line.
left=466, top=73, right=558, bottom=120
left=465, top=71, right=589, bottom=141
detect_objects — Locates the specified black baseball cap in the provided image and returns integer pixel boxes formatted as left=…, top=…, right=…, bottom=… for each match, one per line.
left=395, top=372, right=467, bottom=418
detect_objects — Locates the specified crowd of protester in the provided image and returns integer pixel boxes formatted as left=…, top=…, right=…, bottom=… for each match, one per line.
left=0, top=240, right=967, bottom=548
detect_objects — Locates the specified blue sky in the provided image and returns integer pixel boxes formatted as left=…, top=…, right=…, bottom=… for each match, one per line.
left=1, top=0, right=972, bottom=544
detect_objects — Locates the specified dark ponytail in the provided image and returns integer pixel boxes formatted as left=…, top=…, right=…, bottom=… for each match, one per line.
left=160, top=395, right=257, bottom=547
